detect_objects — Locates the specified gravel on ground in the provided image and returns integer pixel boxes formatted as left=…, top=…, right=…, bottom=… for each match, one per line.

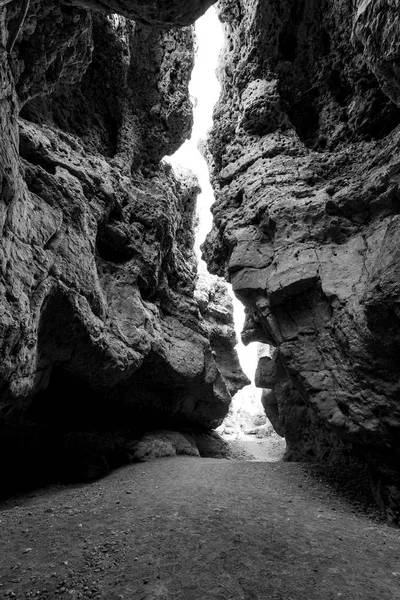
left=0, top=435, right=399, bottom=600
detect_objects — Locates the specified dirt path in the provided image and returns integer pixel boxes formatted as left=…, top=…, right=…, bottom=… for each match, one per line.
left=1, top=444, right=400, bottom=600
left=224, top=432, right=287, bottom=462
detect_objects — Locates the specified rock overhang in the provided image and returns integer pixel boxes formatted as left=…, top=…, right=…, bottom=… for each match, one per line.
left=66, top=0, right=217, bottom=27
left=0, top=0, right=249, bottom=492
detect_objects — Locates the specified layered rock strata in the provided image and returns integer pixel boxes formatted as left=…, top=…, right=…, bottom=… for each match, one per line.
left=203, top=0, right=400, bottom=524
left=0, top=0, right=248, bottom=490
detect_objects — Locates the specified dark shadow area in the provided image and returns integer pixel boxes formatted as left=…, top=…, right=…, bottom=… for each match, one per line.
left=279, top=30, right=297, bottom=62
left=300, top=458, right=385, bottom=523
left=0, top=344, right=222, bottom=498
left=20, top=14, right=123, bottom=158
left=275, top=2, right=400, bottom=151
left=286, top=101, right=320, bottom=148
left=96, top=219, right=137, bottom=263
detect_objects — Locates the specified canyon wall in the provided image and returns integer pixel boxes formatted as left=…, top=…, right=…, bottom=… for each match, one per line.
left=0, top=0, right=249, bottom=489
left=3, top=0, right=400, bottom=526
left=202, top=0, right=400, bottom=524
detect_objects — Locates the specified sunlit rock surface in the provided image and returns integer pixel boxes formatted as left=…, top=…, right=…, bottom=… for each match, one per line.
left=0, top=0, right=248, bottom=491
left=202, top=0, right=400, bottom=524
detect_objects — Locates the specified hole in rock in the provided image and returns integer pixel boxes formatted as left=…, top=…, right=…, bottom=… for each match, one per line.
left=21, top=355, right=213, bottom=488
left=96, top=221, right=136, bottom=263
left=27, top=363, right=187, bottom=432
left=165, top=8, right=285, bottom=460
left=287, top=101, right=320, bottom=147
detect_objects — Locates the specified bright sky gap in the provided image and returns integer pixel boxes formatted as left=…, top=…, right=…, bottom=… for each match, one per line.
left=165, top=7, right=260, bottom=389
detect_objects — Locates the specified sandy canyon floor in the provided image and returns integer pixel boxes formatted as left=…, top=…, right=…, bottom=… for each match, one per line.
left=1, top=434, right=399, bottom=600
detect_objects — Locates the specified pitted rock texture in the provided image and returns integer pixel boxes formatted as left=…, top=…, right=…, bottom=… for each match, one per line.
left=18, top=10, right=195, bottom=166
left=353, top=0, right=400, bottom=108
left=0, top=0, right=247, bottom=491
left=202, top=0, right=400, bottom=524
left=2, top=0, right=216, bottom=29
left=195, top=271, right=250, bottom=396
left=69, top=0, right=216, bottom=28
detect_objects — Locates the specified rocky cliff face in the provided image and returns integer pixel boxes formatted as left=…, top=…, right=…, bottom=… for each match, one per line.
left=0, top=0, right=248, bottom=489
left=202, top=0, right=400, bottom=524
left=3, top=0, right=400, bottom=526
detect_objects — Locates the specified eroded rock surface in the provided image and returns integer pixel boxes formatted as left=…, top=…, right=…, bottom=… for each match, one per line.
left=2, top=0, right=216, bottom=28
left=0, top=0, right=248, bottom=492
left=195, top=271, right=250, bottom=396
left=70, top=0, right=216, bottom=27
left=202, top=0, right=400, bottom=524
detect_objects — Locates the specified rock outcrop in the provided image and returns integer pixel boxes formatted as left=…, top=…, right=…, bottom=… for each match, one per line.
left=2, top=0, right=215, bottom=29
left=195, top=271, right=250, bottom=396
left=202, top=0, right=400, bottom=524
left=0, top=0, right=249, bottom=491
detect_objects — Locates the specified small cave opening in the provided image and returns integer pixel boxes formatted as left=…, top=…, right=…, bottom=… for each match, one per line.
left=165, top=7, right=286, bottom=460
left=26, top=362, right=185, bottom=433
left=21, top=366, right=137, bottom=486
left=96, top=217, right=137, bottom=263
left=22, top=356, right=208, bottom=488
left=26, top=367, right=116, bottom=431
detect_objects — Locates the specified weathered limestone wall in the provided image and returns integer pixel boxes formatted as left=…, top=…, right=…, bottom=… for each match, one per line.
left=0, top=0, right=248, bottom=487
left=202, top=0, right=400, bottom=524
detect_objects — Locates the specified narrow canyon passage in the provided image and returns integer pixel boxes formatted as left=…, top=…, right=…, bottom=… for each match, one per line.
left=2, top=0, right=400, bottom=597
left=166, top=6, right=266, bottom=430
left=0, top=10, right=400, bottom=584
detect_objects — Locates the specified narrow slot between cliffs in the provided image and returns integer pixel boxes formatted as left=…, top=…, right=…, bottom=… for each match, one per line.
left=165, top=7, right=285, bottom=457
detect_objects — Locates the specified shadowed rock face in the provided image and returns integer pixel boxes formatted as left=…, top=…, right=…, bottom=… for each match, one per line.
left=202, top=0, right=400, bottom=524
left=0, top=0, right=248, bottom=480
left=69, top=0, right=216, bottom=27
left=1, top=0, right=216, bottom=28
left=353, top=0, right=400, bottom=108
